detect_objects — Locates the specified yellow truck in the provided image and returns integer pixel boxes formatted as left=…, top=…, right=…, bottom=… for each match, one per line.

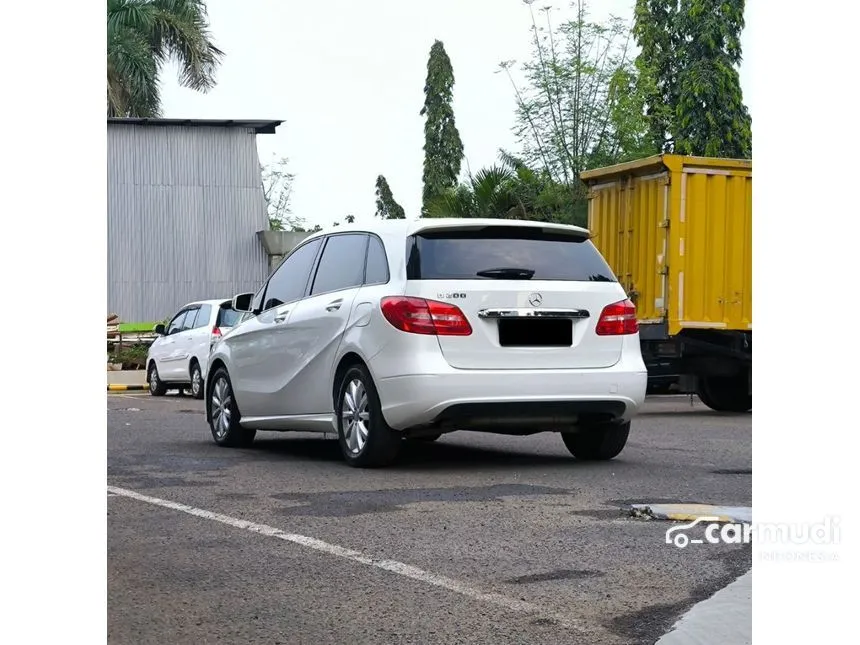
left=580, top=154, right=751, bottom=412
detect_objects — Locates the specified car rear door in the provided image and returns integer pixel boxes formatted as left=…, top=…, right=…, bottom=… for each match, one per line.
left=185, top=303, right=213, bottom=376
left=167, top=306, right=200, bottom=380
left=403, top=223, right=631, bottom=370
left=156, top=308, right=190, bottom=380
left=275, top=232, right=367, bottom=415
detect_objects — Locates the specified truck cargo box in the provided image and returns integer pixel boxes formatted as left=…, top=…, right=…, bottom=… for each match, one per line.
left=581, top=154, right=751, bottom=337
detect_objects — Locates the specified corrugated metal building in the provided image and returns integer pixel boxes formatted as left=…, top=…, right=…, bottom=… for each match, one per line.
left=107, top=117, right=282, bottom=323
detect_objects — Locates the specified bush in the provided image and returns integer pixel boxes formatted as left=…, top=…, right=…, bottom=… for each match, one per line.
left=111, top=344, right=149, bottom=370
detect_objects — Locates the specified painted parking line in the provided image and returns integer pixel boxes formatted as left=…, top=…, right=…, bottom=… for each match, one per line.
left=108, top=393, right=192, bottom=403
left=655, top=570, right=751, bottom=644
left=107, top=485, right=583, bottom=632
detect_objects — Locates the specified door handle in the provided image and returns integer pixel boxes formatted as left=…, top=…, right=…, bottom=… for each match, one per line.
left=325, top=299, right=342, bottom=312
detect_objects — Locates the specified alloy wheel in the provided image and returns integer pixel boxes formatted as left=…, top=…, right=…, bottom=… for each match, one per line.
left=210, top=377, right=233, bottom=439
left=341, top=378, right=370, bottom=455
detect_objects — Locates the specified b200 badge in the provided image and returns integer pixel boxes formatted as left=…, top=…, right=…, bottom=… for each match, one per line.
left=438, top=293, right=467, bottom=299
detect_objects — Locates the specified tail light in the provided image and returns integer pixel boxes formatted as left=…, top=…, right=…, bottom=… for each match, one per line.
left=380, top=297, right=472, bottom=336
left=595, top=299, right=639, bottom=335
left=210, top=326, right=222, bottom=350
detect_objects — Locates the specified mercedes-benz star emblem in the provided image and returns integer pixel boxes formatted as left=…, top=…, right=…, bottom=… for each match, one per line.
left=528, top=293, right=543, bottom=307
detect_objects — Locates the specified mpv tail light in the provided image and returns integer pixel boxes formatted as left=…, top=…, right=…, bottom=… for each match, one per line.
left=209, top=326, right=222, bottom=350
left=595, top=299, right=639, bottom=336
left=380, top=297, right=472, bottom=336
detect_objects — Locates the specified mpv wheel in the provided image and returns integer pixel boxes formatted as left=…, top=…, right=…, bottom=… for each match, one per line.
left=148, top=363, right=167, bottom=396
left=189, top=361, right=204, bottom=400
left=335, top=365, right=401, bottom=468
left=207, top=368, right=255, bottom=447
left=562, top=422, right=630, bottom=461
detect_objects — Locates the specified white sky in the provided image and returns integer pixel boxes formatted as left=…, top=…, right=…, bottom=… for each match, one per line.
left=161, top=0, right=753, bottom=229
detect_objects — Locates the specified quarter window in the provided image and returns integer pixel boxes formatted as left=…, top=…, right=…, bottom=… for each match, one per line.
left=310, top=234, right=368, bottom=295
left=364, top=235, right=389, bottom=285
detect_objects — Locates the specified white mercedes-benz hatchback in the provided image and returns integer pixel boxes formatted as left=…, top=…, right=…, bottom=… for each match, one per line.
left=205, top=218, right=647, bottom=467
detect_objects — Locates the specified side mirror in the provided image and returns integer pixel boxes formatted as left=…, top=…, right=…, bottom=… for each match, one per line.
left=154, top=323, right=166, bottom=335
left=231, top=292, right=255, bottom=313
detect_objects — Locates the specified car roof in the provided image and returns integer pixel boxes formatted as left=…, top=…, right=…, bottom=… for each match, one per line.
left=182, top=298, right=231, bottom=308
left=299, top=217, right=591, bottom=243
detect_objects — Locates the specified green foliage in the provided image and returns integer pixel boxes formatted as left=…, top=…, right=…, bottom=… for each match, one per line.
left=426, top=151, right=587, bottom=228
left=107, top=0, right=224, bottom=117
left=421, top=40, right=465, bottom=215
left=375, top=175, right=406, bottom=219
left=632, top=0, right=679, bottom=152
left=261, top=156, right=297, bottom=231
left=634, top=0, right=751, bottom=157
left=331, top=215, right=355, bottom=228
left=501, top=0, right=656, bottom=187
left=111, top=344, right=149, bottom=369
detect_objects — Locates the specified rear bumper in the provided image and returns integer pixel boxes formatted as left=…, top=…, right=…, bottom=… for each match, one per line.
left=376, top=366, right=648, bottom=432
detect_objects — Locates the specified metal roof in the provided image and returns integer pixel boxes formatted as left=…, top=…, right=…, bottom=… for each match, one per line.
left=579, top=153, right=751, bottom=183
left=107, top=117, right=283, bottom=134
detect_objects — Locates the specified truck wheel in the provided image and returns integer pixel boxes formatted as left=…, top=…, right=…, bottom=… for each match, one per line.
left=697, top=374, right=751, bottom=412
left=561, top=422, right=630, bottom=461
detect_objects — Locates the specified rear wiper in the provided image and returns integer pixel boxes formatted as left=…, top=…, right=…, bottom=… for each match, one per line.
left=476, top=267, right=536, bottom=280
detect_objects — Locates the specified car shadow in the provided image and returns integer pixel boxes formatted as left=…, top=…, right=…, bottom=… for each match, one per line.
left=243, top=434, right=582, bottom=471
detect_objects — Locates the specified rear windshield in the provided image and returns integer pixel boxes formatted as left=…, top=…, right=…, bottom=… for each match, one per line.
left=216, top=306, right=243, bottom=328
left=405, top=226, right=617, bottom=282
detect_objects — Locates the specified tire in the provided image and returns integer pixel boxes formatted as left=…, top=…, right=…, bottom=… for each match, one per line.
left=207, top=367, right=256, bottom=447
left=148, top=362, right=167, bottom=396
left=697, top=374, right=751, bottom=412
left=561, top=422, right=630, bottom=461
left=335, top=364, right=401, bottom=468
left=189, top=360, right=205, bottom=400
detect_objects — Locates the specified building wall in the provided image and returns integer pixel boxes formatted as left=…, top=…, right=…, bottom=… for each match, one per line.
left=108, top=124, right=270, bottom=322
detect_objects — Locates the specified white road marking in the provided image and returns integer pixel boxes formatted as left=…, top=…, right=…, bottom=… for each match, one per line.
left=655, top=570, right=751, bottom=644
left=108, top=485, right=582, bottom=631
left=108, top=393, right=193, bottom=403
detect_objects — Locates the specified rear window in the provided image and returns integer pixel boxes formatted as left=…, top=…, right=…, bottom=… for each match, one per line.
left=405, top=226, right=617, bottom=282
left=217, top=306, right=243, bottom=328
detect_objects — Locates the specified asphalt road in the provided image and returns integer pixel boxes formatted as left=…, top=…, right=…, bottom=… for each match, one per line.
left=107, top=393, right=751, bottom=645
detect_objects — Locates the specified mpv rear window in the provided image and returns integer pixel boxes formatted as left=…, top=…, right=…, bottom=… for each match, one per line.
left=405, top=226, right=617, bottom=282
left=217, top=306, right=242, bottom=328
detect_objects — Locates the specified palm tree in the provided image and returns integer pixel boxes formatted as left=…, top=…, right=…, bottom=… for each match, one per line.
left=107, top=0, right=224, bottom=117
left=425, top=151, right=588, bottom=227
left=425, top=165, right=524, bottom=219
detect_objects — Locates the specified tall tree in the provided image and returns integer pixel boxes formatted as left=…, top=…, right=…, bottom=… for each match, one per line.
left=261, top=157, right=297, bottom=231
left=420, top=40, right=464, bottom=215
left=374, top=175, right=406, bottom=219
left=501, top=0, right=653, bottom=187
left=634, top=0, right=751, bottom=157
left=107, top=0, right=224, bottom=117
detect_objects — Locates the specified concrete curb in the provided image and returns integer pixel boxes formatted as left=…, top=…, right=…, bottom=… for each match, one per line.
left=107, top=384, right=149, bottom=392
